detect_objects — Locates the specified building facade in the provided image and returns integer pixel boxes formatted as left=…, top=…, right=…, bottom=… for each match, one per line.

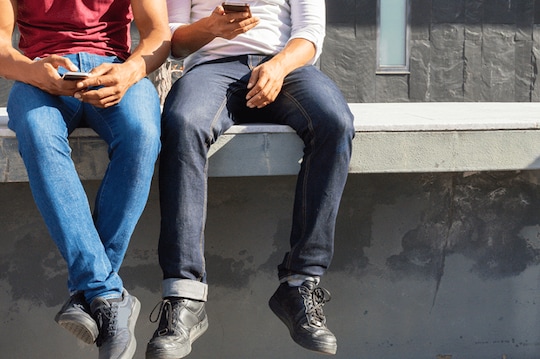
left=323, top=0, right=540, bottom=103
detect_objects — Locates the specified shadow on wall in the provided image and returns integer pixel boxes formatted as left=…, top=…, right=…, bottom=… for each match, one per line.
left=386, top=172, right=540, bottom=280
left=0, top=181, right=162, bottom=312
left=322, top=0, right=514, bottom=31
left=332, top=171, right=540, bottom=305
left=2, top=171, right=540, bottom=312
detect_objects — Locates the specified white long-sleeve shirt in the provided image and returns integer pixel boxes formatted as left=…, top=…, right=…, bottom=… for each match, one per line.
left=167, top=0, right=326, bottom=72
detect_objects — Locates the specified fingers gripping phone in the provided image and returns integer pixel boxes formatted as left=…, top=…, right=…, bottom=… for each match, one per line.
left=62, top=71, right=91, bottom=81
left=222, top=2, right=251, bottom=17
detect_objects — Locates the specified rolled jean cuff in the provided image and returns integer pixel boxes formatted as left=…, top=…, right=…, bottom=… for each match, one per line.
left=162, top=278, right=208, bottom=301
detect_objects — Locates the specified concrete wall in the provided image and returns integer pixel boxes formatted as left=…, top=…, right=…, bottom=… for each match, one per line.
left=2, top=171, right=540, bottom=359
left=322, top=0, right=540, bottom=102
left=3, top=0, right=540, bottom=105
left=2, top=1, right=540, bottom=359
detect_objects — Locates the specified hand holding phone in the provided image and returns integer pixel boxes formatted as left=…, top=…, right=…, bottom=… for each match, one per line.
left=222, top=2, right=251, bottom=17
left=62, top=71, right=91, bottom=81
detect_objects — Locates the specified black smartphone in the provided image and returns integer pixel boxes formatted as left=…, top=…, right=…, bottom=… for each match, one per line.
left=222, top=2, right=251, bottom=17
left=62, top=71, right=91, bottom=81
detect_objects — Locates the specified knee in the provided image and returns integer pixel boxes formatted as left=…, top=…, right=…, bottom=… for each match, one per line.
left=161, top=106, right=211, bottom=148
left=12, top=114, right=69, bottom=154
left=120, top=116, right=161, bottom=158
left=317, top=105, right=355, bottom=142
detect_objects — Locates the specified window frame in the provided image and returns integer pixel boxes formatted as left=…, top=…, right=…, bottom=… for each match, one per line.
left=376, top=0, right=411, bottom=74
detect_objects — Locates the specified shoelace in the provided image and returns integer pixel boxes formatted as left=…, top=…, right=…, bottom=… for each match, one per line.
left=149, top=299, right=181, bottom=336
left=300, top=285, right=331, bottom=328
left=95, top=302, right=118, bottom=346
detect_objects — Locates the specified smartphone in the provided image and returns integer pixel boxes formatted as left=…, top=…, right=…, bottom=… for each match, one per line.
left=222, top=2, right=251, bottom=16
left=62, top=71, right=91, bottom=81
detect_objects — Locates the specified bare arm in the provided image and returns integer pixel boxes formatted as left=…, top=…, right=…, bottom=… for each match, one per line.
left=0, top=0, right=29, bottom=80
left=121, top=0, right=172, bottom=80
left=76, top=0, right=171, bottom=107
left=171, top=5, right=259, bottom=59
left=0, top=0, right=81, bottom=95
left=246, top=38, right=316, bottom=109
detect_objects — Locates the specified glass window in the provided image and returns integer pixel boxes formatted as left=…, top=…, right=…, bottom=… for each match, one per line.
left=377, top=0, right=410, bottom=73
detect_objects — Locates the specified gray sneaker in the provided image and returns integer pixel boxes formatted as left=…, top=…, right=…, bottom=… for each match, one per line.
left=54, top=292, right=99, bottom=344
left=145, top=298, right=208, bottom=359
left=91, top=290, right=140, bottom=359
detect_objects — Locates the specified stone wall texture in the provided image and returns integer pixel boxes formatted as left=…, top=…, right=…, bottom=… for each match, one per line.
left=3, top=1, right=540, bottom=105
left=322, top=0, right=540, bottom=102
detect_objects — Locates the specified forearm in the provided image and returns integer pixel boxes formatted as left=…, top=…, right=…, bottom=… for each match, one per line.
left=0, top=44, right=34, bottom=82
left=171, top=7, right=259, bottom=59
left=171, top=18, right=216, bottom=58
left=123, top=0, right=171, bottom=84
left=0, top=0, right=35, bottom=83
left=245, top=38, right=317, bottom=109
left=124, top=29, right=172, bottom=82
left=269, top=38, right=316, bottom=75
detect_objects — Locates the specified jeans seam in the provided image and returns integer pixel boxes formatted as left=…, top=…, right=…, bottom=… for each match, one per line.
left=198, top=96, right=228, bottom=279
left=281, top=90, right=316, bottom=271
left=206, top=97, right=228, bottom=146
left=200, top=161, right=208, bottom=281
left=87, top=105, right=115, bottom=216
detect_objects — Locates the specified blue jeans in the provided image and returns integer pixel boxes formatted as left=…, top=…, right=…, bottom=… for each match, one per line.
left=158, top=55, right=354, bottom=300
left=7, top=53, right=161, bottom=303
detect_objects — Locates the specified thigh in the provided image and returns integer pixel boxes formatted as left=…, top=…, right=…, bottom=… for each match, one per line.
left=162, top=60, right=249, bottom=142
left=258, top=66, right=353, bottom=135
left=84, top=77, right=161, bottom=146
left=7, top=81, right=83, bottom=140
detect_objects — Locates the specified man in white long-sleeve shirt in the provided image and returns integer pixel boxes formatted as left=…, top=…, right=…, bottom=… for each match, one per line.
left=146, top=1, right=355, bottom=357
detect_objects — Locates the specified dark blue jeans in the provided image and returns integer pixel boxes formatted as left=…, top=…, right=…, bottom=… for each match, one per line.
left=158, top=55, right=354, bottom=300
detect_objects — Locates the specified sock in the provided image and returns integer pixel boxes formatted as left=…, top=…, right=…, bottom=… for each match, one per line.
left=282, top=275, right=320, bottom=287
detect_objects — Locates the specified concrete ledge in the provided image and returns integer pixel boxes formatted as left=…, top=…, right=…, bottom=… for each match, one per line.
left=2, top=103, right=540, bottom=182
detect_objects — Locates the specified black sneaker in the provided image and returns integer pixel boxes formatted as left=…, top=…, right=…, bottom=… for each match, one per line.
left=54, top=292, right=99, bottom=344
left=145, top=298, right=209, bottom=359
left=269, top=280, right=337, bottom=355
left=91, top=290, right=140, bottom=359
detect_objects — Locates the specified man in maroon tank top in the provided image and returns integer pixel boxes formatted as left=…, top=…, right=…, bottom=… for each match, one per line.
left=0, top=0, right=171, bottom=358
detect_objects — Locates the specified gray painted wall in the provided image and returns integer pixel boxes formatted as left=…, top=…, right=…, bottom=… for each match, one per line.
left=3, top=1, right=540, bottom=105
left=322, top=0, right=540, bottom=102
left=2, top=171, right=540, bottom=358
left=2, top=1, right=540, bottom=359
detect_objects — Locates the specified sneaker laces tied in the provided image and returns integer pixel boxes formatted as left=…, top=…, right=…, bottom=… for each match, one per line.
left=300, top=285, right=331, bottom=328
left=149, top=299, right=181, bottom=336
left=95, top=303, right=118, bottom=346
